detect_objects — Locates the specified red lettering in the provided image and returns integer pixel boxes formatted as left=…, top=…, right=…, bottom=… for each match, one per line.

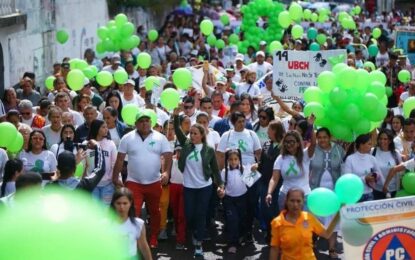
left=288, top=61, right=309, bottom=70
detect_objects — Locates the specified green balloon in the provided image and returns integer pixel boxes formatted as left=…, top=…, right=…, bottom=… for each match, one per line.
left=143, top=109, right=158, bottom=128
left=7, top=132, right=23, bottom=153
left=148, top=29, right=158, bottom=42
left=385, top=86, right=393, bottom=97
left=114, top=70, right=128, bottom=84
left=107, top=20, right=116, bottom=27
left=341, top=218, right=374, bottom=246
left=317, top=71, right=336, bottom=93
left=354, top=6, right=362, bottom=15
left=311, top=13, right=318, bottom=22
left=338, top=67, right=357, bottom=89
left=97, top=26, right=108, bottom=40
left=307, top=188, right=340, bottom=217
left=318, top=14, right=328, bottom=23
left=316, top=33, right=327, bottom=44
left=269, top=41, right=283, bottom=53
left=369, top=70, right=387, bottom=85
left=303, top=9, right=312, bottom=20
left=121, top=104, right=140, bottom=126
left=200, top=19, right=214, bottom=36
left=96, top=41, right=106, bottom=54
left=0, top=189, right=126, bottom=260
left=309, top=42, right=320, bottom=51
left=355, top=69, right=370, bottom=93
left=220, top=14, right=230, bottom=25
left=74, top=163, right=84, bottom=178
left=115, top=13, right=128, bottom=27
left=335, top=174, right=364, bottom=204
left=367, top=81, right=386, bottom=99
left=352, top=118, right=371, bottom=135
left=67, top=69, right=85, bottom=91
left=137, top=52, right=152, bottom=69
left=360, top=93, right=379, bottom=113
left=82, top=67, right=94, bottom=80
left=56, top=29, right=69, bottom=44
left=303, top=87, right=323, bottom=103
left=368, top=44, right=379, bottom=57
left=307, top=28, right=317, bottom=40
left=77, top=60, right=89, bottom=70
left=366, top=103, right=387, bottom=122
left=215, top=39, right=225, bottom=49
left=173, top=68, right=192, bottom=90
left=403, top=96, right=415, bottom=118
left=398, top=69, right=411, bottom=83
left=0, top=122, right=17, bottom=147
left=372, top=28, right=381, bottom=39
left=45, top=76, right=56, bottom=91
left=342, top=103, right=361, bottom=122
left=229, top=34, right=239, bottom=45
left=304, top=102, right=325, bottom=119
left=330, top=87, right=348, bottom=107
left=291, top=25, right=303, bottom=39
left=330, top=123, right=353, bottom=141
left=288, top=2, right=303, bottom=21
left=96, top=71, right=113, bottom=87
left=278, top=11, right=291, bottom=29
left=144, top=76, right=160, bottom=91
left=402, top=172, right=415, bottom=194
left=207, top=34, right=217, bottom=46
left=396, top=189, right=412, bottom=197
left=160, top=88, right=180, bottom=110
left=121, top=22, right=135, bottom=37
left=363, top=61, right=376, bottom=71
left=332, top=63, right=347, bottom=75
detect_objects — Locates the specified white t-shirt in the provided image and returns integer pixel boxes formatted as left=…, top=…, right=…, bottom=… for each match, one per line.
left=69, top=109, right=84, bottom=127
left=170, top=159, right=183, bottom=185
left=403, top=158, right=415, bottom=171
left=121, top=94, right=145, bottom=108
left=108, top=128, right=121, bottom=148
left=102, top=65, right=126, bottom=74
left=343, top=152, right=384, bottom=194
left=0, top=148, right=8, bottom=179
left=18, top=150, right=57, bottom=174
left=273, top=149, right=312, bottom=195
left=119, top=131, right=172, bottom=184
left=235, top=82, right=261, bottom=98
left=217, top=129, right=261, bottom=165
left=119, top=218, right=144, bottom=257
left=86, top=139, right=117, bottom=186
left=372, top=148, right=402, bottom=192
left=208, top=115, right=221, bottom=129
left=248, top=62, right=273, bottom=80
left=41, top=125, right=62, bottom=149
left=0, top=182, right=15, bottom=197
left=206, top=130, right=220, bottom=149
left=375, top=52, right=389, bottom=68
left=393, top=135, right=413, bottom=157
left=399, top=91, right=411, bottom=103
left=183, top=144, right=212, bottom=189
left=255, top=125, right=269, bottom=147
left=221, top=168, right=247, bottom=197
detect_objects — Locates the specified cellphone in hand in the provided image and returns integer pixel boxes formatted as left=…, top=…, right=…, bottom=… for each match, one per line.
left=41, top=172, right=54, bottom=181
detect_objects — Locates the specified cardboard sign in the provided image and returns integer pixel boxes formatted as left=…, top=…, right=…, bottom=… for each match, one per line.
left=340, top=196, right=415, bottom=260
left=395, top=26, right=415, bottom=65
left=272, top=50, right=347, bottom=101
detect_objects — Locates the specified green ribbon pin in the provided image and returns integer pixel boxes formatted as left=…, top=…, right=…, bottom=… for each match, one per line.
left=189, top=150, right=199, bottom=162
left=286, top=160, right=298, bottom=176
left=238, top=139, right=247, bottom=152
left=149, top=141, right=155, bottom=147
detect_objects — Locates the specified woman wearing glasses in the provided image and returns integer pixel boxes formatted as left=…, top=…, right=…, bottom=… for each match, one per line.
left=266, top=130, right=316, bottom=211
left=253, top=106, right=275, bottom=147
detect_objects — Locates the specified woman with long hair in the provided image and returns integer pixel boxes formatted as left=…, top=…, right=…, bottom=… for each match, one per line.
left=239, top=93, right=257, bottom=124
left=253, top=106, right=275, bottom=147
left=266, top=130, right=316, bottom=211
left=87, top=119, right=117, bottom=205
left=391, top=115, right=404, bottom=137
left=0, top=159, right=23, bottom=197
left=2, top=88, right=19, bottom=112
left=102, top=106, right=126, bottom=149
left=105, top=90, right=124, bottom=122
left=110, top=188, right=152, bottom=260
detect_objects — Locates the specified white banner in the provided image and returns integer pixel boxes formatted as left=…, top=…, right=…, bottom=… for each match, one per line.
left=340, top=196, right=415, bottom=260
left=272, top=50, right=347, bottom=101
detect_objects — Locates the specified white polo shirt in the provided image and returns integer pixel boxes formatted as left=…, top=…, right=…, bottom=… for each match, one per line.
left=118, top=130, right=172, bottom=184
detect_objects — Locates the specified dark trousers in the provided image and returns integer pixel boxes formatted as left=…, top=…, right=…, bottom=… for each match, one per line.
left=184, top=185, right=212, bottom=243
left=246, top=181, right=259, bottom=235
left=223, top=193, right=248, bottom=245
left=258, top=181, right=280, bottom=232
left=373, top=189, right=396, bottom=200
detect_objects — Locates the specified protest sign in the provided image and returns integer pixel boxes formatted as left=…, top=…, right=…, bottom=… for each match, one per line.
left=395, top=26, right=415, bottom=65
left=272, top=50, right=346, bottom=101
left=340, top=196, right=415, bottom=260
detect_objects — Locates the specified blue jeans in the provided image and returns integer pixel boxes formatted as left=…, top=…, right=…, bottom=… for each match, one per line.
left=258, top=181, right=279, bottom=232
left=184, top=185, right=212, bottom=243
left=92, top=183, right=115, bottom=206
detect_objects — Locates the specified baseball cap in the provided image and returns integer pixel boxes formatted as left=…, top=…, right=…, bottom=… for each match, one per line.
left=61, top=63, right=70, bottom=69
left=235, top=54, right=244, bottom=61
left=135, top=110, right=151, bottom=122
left=125, top=79, right=135, bottom=86
left=216, top=78, right=227, bottom=85
left=295, top=39, right=302, bottom=45
left=83, top=78, right=90, bottom=86
left=260, top=41, right=267, bottom=46
left=256, top=51, right=265, bottom=57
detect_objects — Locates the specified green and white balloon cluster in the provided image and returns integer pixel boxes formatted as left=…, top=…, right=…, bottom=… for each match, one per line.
left=96, top=13, right=140, bottom=54
left=303, top=63, right=389, bottom=142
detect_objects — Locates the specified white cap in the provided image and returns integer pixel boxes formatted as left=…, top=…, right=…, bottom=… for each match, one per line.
left=125, top=79, right=135, bottom=86
left=260, top=41, right=266, bottom=45
left=83, top=78, right=90, bottom=86
left=256, top=51, right=265, bottom=57
left=235, top=53, right=244, bottom=61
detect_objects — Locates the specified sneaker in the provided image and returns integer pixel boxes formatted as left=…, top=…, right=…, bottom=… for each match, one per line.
left=149, top=237, right=158, bottom=249
left=194, top=246, right=204, bottom=257
left=158, top=229, right=168, bottom=240
left=176, top=243, right=185, bottom=250
left=227, top=246, right=237, bottom=254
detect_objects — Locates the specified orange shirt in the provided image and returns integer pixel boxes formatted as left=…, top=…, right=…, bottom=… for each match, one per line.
left=270, top=210, right=325, bottom=260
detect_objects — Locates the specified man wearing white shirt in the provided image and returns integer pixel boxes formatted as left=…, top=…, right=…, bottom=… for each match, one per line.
left=399, top=81, right=415, bottom=106
left=233, top=54, right=248, bottom=83
left=120, top=79, right=145, bottom=108
left=112, top=110, right=173, bottom=249
left=102, top=54, right=126, bottom=74
left=247, top=51, right=272, bottom=80
left=235, top=71, right=261, bottom=98
left=54, top=92, right=84, bottom=127
left=200, top=97, right=221, bottom=128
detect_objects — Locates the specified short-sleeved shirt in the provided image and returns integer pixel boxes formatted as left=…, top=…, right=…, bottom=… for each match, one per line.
left=273, top=149, right=312, bottom=195
left=119, top=218, right=144, bottom=257
left=118, top=130, right=172, bottom=184
left=18, top=150, right=57, bottom=174
left=270, top=210, right=325, bottom=260
left=217, top=129, right=261, bottom=165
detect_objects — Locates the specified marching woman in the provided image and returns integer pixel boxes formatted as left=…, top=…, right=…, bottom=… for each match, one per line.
left=110, top=187, right=153, bottom=260
left=266, top=129, right=316, bottom=211
left=173, top=106, right=224, bottom=257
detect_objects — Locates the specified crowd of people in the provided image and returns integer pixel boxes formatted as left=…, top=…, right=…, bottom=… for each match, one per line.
left=0, top=2, right=415, bottom=259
